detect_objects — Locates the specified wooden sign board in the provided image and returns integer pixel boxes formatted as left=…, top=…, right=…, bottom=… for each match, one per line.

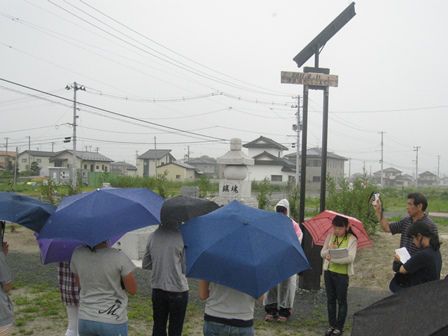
left=281, top=71, right=338, bottom=87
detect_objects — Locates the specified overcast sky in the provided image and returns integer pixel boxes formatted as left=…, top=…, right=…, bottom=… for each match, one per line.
left=1, top=0, right=447, bottom=177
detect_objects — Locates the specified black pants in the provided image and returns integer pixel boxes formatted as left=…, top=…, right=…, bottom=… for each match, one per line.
left=152, top=288, right=189, bottom=336
left=324, top=271, right=349, bottom=331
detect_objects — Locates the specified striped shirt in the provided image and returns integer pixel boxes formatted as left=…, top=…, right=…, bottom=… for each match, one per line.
left=389, top=214, right=438, bottom=256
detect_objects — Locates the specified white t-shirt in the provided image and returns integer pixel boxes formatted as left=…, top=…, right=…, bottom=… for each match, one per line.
left=205, top=283, right=256, bottom=321
left=70, top=247, right=135, bottom=324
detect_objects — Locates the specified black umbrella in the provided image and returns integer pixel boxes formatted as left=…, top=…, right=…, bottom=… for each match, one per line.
left=160, top=196, right=219, bottom=230
left=352, top=280, right=448, bottom=336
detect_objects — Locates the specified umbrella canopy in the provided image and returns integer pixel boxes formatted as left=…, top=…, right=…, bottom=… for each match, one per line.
left=160, top=195, right=219, bottom=229
left=37, top=234, right=122, bottom=264
left=181, top=200, right=310, bottom=298
left=302, top=210, right=373, bottom=249
left=39, top=188, right=163, bottom=247
left=352, top=280, right=448, bottom=336
left=0, top=192, right=55, bottom=232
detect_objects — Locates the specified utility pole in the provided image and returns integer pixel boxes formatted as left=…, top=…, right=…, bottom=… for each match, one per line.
left=154, top=136, right=157, bottom=150
left=348, top=158, right=351, bottom=179
left=5, top=137, right=8, bottom=153
left=379, top=131, right=385, bottom=187
left=13, top=147, right=18, bottom=187
left=437, top=155, right=440, bottom=178
left=66, top=82, right=85, bottom=189
left=414, top=146, right=421, bottom=187
left=51, top=142, right=54, bottom=152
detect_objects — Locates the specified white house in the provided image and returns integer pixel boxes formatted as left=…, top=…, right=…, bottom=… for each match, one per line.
left=50, top=150, right=113, bottom=173
left=242, top=136, right=295, bottom=183
left=17, top=150, right=56, bottom=176
left=136, top=149, right=175, bottom=177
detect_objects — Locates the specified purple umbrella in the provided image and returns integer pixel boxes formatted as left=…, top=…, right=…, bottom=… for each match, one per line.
left=37, top=234, right=122, bottom=264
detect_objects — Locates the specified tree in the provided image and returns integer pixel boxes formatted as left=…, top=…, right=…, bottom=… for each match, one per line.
left=30, top=161, right=41, bottom=176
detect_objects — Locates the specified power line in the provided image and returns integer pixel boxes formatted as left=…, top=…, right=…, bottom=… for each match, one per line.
left=47, top=0, right=288, bottom=97
left=78, top=0, right=290, bottom=97
left=0, top=77, right=228, bottom=142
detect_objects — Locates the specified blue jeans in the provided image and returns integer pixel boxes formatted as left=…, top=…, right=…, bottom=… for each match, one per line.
left=203, top=320, right=254, bottom=336
left=78, top=319, right=128, bottom=336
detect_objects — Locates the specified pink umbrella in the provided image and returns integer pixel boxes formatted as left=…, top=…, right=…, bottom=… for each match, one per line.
left=302, top=210, right=373, bottom=249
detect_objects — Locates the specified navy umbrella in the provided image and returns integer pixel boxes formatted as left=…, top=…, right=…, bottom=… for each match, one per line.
left=0, top=192, right=55, bottom=232
left=181, top=200, right=310, bottom=298
left=39, top=188, right=163, bottom=247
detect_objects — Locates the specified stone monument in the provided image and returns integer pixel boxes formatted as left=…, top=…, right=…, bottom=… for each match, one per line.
left=215, top=138, right=257, bottom=206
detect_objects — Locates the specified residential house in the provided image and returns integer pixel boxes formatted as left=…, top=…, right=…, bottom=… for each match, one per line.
left=157, top=161, right=197, bottom=181
left=50, top=150, right=113, bottom=173
left=0, top=151, right=16, bottom=172
left=242, top=136, right=294, bottom=183
left=283, top=148, right=347, bottom=185
left=243, top=136, right=288, bottom=158
left=17, top=150, right=56, bottom=176
left=186, top=155, right=217, bottom=178
left=395, top=174, right=414, bottom=187
left=371, top=168, right=420, bottom=187
left=111, top=161, right=138, bottom=177
left=418, top=171, right=439, bottom=186
left=136, top=149, right=175, bottom=177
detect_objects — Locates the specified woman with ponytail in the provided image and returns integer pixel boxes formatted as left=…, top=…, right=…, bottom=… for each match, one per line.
left=391, top=219, right=442, bottom=292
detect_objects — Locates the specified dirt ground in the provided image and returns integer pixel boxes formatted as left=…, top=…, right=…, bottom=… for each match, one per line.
left=4, top=226, right=448, bottom=336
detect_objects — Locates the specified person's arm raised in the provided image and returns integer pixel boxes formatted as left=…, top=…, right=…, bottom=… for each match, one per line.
left=373, top=199, right=390, bottom=233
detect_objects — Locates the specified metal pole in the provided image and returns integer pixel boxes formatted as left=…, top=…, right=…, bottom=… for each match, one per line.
left=414, top=146, right=420, bottom=187
left=72, top=83, right=77, bottom=189
left=296, top=95, right=301, bottom=188
left=320, top=87, right=329, bottom=212
left=13, top=147, right=18, bottom=188
left=299, top=86, right=309, bottom=225
left=5, top=137, right=8, bottom=153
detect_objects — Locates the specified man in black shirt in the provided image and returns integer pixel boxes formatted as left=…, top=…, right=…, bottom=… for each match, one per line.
left=373, top=192, right=438, bottom=256
left=393, top=220, right=442, bottom=291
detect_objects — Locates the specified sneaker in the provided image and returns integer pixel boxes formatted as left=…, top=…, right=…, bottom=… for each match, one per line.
left=332, top=329, right=343, bottom=336
left=324, top=327, right=335, bottom=336
left=277, top=315, right=288, bottom=322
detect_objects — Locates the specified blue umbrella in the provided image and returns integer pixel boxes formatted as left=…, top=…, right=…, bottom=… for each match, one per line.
left=39, top=188, right=163, bottom=247
left=181, top=200, right=310, bottom=298
left=0, top=192, right=55, bottom=232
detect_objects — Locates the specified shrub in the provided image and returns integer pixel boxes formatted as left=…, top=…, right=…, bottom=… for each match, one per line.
left=326, top=176, right=378, bottom=235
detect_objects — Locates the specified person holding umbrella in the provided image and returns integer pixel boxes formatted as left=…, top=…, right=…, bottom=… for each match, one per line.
left=70, top=241, right=137, bottom=336
left=143, top=196, right=219, bottom=336
left=199, top=280, right=262, bottom=336
left=57, top=262, right=80, bottom=336
left=0, top=221, right=14, bottom=336
left=264, top=199, right=303, bottom=322
left=390, top=220, right=442, bottom=292
left=321, top=215, right=358, bottom=336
